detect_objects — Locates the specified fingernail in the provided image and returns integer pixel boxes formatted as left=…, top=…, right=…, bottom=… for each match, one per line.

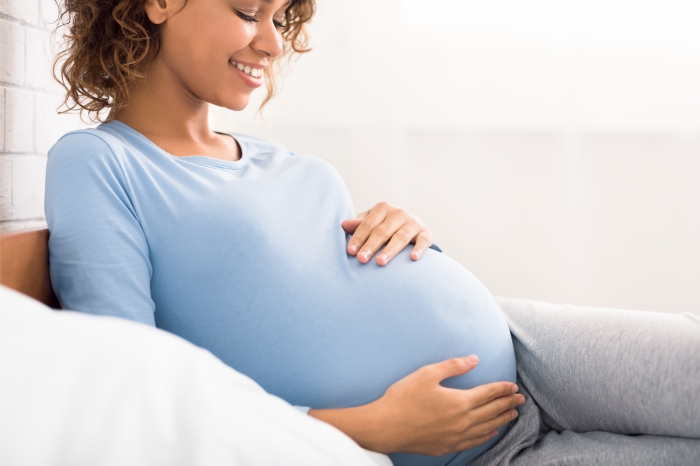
left=466, top=355, right=479, bottom=364
left=359, top=251, right=369, bottom=261
left=511, top=385, right=519, bottom=394
left=518, top=395, right=525, bottom=405
left=511, top=410, right=519, bottom=420
left=414, top=249, right=422, bottom=258
left=348, top=244, right=357, bottom=254
left=491, top=431, right=499, bottom=438
left=378, top=253, right=388, bottom=263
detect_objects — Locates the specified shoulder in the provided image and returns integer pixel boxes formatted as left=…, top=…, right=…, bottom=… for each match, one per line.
left=47, top=128, right=133, bottom=186
left=51, top=127, right=126, bottom=154
left=48, top=128, right=128, bottom=167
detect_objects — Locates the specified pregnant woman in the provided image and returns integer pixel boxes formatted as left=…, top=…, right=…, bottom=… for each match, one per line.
left=46, top=0, right=700, bottom=465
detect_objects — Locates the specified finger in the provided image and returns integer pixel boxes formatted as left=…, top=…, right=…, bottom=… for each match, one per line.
left=355, top=215, right=405, bottom=263
left=420, top=356, right=479, bottom=383
left=347, top=209, right=387, bottom=256
left=375, top=224, right=417, bottom=265
left=454, top=431, right=500, bottom=452
left=341, top=210, right=370, bottom=234
left=409, top=231, right=433, bottom=261
left=341, top=218, right=362, bottom=234
left=464, top=409, right=518, bottom=439
left=466, top=382, right=519, bottom=408
left=468, top=393, right=525, bottom=423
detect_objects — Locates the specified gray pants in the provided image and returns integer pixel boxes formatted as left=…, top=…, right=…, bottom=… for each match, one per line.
left=471, top=298, right=700, bottom=466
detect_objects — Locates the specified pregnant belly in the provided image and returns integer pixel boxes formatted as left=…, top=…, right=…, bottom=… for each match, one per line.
left=201, top=247, right=516, bottom=408
left=157, top=246, right=516, bottom=466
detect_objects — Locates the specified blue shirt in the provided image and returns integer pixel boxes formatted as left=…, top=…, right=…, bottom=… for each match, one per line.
left=45, top=120, right=516, bottom=466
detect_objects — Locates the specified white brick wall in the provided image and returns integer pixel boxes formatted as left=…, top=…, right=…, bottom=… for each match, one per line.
left=0, top=0, right=39, bottom=25
left=0, top=18, right=26, bottom=85
left=0, top=0, right=85, bottom=232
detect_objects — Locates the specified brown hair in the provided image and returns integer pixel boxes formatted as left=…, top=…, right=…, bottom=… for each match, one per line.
left=53, top=0, right=316, bottom=123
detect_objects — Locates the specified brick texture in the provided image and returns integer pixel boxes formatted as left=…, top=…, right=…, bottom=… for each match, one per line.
left=0, top=0, right=38, bottom=26
left=10, top=154, right=46, bottom=219
left=0, top=88, right=5, bottom=150
left=4, top=88, right=34, bottom=153
left=0, top=18, right=26, bottom=85
left=0, top=0, right=86, bottom=230
left=0, top=156, right=10, bottom=218
left=38, top=0, right=58, bottom=31
left=35, top=92, right=82, bottom=154
left=26, top=27, right=54, bottom=91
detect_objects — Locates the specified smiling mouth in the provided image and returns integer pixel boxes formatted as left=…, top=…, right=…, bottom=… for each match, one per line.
left=229, top=60, right=263, bottom=78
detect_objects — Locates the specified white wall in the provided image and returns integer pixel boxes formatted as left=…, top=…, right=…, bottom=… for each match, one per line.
left=211, top=0, right=700, bottom=314
left=0, top=0, right=85, bottom=232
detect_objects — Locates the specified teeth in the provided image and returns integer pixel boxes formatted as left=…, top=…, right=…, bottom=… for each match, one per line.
left=231, top=60, right=262, bottom=78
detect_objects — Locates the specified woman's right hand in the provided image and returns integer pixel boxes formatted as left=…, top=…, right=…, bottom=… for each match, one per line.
left=308, top=356, right=524, bottom=456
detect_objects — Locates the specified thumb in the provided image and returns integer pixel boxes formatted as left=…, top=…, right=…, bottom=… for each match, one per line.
left=428, top=356, right=479, bottom=382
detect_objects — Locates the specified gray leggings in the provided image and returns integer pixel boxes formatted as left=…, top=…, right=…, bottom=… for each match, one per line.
left=471, top=298, right=700, bottom=466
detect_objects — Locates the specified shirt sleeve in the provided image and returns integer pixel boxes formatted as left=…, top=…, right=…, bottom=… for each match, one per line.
left=45, top=132, right=156, bottom=326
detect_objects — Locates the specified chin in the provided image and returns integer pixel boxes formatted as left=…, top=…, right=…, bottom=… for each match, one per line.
left=211, top=92, right=254, bottom=112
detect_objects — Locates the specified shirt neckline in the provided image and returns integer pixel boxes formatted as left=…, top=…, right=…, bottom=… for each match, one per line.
left=103, top=120, right=250, bottom=170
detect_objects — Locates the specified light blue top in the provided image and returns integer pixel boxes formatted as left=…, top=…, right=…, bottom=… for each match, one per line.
left=45, top=121, right=516, bottom=466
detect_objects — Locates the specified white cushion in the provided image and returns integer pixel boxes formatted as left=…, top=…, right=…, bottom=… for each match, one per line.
left=0, top=286, right=392, bottom=466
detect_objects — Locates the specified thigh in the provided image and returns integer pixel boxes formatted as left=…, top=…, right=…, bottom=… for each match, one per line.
left=509, top=431, right=700, bottom=466
left=498, top=298, right=700, bottom=437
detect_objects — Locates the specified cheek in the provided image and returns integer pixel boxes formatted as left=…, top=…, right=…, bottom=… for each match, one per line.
left=171, top=16, right=252, bottom=75
left=161, top=18, right=257, bottom=105
left=197, top=17, right=255, bottom=59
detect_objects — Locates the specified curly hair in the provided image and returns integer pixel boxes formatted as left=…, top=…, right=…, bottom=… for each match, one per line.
left=53, top=0, right=316, bottom=123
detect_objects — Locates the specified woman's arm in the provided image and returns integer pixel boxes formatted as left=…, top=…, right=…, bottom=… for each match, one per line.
left=309, top=356, right=524, bottom=456
left=342, top=202, right=434, bottom=266
left=45, top=132, right=156, bottom=323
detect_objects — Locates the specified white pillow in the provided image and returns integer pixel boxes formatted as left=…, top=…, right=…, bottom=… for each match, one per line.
left=0, top=286, right=392, bottom=466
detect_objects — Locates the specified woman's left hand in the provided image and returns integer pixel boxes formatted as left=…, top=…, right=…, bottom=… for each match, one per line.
left=342, top=202, right=434, bottom=266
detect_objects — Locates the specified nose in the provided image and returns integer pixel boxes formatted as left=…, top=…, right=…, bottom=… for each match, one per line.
left=251, top=20, right=283, bottom=60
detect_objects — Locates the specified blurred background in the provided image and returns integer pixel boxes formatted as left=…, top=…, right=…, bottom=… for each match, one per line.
left=2, top=0, right=699, bottom=313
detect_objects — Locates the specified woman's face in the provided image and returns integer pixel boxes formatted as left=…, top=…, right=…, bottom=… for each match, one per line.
left=148, top=0, right=289, bottom=110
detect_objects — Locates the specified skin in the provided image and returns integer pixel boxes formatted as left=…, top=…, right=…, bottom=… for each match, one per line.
left=120, top=0, right=525, bottom=455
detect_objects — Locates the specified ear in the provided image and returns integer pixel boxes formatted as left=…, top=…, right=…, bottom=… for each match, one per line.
left=144, top=0, right=182, bottom=25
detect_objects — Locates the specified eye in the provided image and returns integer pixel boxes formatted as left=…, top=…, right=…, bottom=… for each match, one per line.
left=273, top=19, right=286, bottom=29
left=235, top=10, right=258, bottom=23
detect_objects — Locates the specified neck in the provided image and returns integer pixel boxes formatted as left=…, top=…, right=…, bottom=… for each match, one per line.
left=113, top=58, right=214, bottom=144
